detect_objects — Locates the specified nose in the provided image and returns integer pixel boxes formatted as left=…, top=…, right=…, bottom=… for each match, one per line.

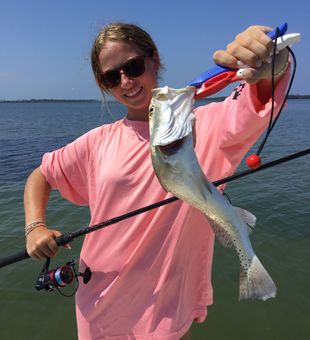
left=119, top=70, right=133, bottom=88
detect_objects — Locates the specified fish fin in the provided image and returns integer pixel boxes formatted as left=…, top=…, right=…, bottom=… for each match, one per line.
left=209, top=220, right=234, bottom=248
left=234, top=207, right=256, bottom=234
left=239, top=255, right=276, bottom=301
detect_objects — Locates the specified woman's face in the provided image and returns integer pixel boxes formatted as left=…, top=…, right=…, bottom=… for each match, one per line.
left=99, top=40, right=159, bottom=121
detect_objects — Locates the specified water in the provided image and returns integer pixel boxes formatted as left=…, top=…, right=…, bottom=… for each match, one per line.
left=0, top=99, right=309, bottom=340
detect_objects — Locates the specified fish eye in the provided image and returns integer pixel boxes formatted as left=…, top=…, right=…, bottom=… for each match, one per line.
left=149, top=105, right=155, bottom=114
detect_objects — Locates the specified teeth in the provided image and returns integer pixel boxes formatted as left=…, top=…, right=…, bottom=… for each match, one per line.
left=126, top=87, right=141, bottom=97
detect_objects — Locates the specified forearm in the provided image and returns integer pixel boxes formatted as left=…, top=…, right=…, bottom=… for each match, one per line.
left=24, top=167, right=64, bottom=259
left=24, top=166, right=51, bottom=225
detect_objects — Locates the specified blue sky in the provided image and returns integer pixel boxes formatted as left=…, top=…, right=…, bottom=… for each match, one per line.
left=1, top=0, right=309, bottom=100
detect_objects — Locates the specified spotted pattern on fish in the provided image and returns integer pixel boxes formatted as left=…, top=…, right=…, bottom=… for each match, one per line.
left=149, top=86, right=277, bottom=301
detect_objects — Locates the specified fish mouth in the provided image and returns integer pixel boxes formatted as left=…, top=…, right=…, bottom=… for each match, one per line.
left=156, top=138, right=184, bottom=155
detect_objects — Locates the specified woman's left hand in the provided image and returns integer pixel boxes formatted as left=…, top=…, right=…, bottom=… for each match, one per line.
left=213, top=25, right=289, bottom=84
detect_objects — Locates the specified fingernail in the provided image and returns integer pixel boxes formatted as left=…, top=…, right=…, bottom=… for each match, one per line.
left=64, top=244, right=72, bottom=250
left=266, top=56, right=272, bottom=63
left=256, top=60, right=262, bottom=68
left=237, top=60, right=248, bottom=68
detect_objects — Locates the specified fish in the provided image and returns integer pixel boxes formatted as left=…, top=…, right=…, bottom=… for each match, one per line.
left=148, top=85, right=276, bottom=301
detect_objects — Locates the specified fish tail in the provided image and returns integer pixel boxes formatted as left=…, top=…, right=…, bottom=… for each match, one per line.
left=239, top=255, right=276, bottom=301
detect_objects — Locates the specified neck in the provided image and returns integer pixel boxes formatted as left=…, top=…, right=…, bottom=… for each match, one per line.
left=126, top=110, right=149, bottom=122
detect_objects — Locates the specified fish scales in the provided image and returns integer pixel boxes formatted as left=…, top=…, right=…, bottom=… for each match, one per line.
left=149, top=85, right=276, bottom=301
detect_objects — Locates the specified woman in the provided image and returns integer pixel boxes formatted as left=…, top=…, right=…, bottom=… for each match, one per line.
left=24, top=23, right=289, bottom=339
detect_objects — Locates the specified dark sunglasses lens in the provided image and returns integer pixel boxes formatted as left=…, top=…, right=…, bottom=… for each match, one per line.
left=101, top=71, right=120, bottom=88
left=123, top=57, right=145, bottom=77
left=100, top=56, right=145, bottom=88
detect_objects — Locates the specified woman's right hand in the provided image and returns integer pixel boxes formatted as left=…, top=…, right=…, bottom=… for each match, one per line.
left=26, top=226, right=63, bottom=259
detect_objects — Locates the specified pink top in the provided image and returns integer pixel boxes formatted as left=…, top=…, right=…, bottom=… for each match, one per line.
left=41, top=74, right=289, bottom=340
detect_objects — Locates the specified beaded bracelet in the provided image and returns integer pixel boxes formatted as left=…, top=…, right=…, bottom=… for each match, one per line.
left=25, top=220, right=47, bottom=238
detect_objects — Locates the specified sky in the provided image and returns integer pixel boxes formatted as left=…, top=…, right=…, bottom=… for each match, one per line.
left=1, top=0, right=309, bottom=100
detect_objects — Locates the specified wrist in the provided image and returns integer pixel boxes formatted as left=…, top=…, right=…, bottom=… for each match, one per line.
left=273, top=48, right=289, bottom=79
left=25, top=220, right=47, bottom=238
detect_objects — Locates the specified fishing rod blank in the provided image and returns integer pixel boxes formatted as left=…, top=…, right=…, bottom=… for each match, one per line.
left=0, top=147, right=309, bottom=269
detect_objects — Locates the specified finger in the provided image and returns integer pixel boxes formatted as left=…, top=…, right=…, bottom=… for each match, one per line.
left=28, top=246, right=50, bottom=260
left=227, top=41, right=265, bottom=68
left=239, top=47, right=289, bottom=83
left=213, top=50, right=239, bottom=68
left=228, top=29, right=274, bottom=67
left=63, top=243, right=72, bottom=250
left=46, top=238, right=60, bottom=257
left=246, top=25, right=273, bottom=34
left=29, top=242, right=56, bottom=259
left=51, top=229, right=71, bottom=249
left=229, top=26, right=274, bottom=64
left=244, top=25, right=274, bottom=41
left=237, top=61, right=274, bottom=84
left=26, top=228, right=61, bottom=259
left=235, top=38, right=272, bottom=65
left=237, top=68, right=261, bottom=84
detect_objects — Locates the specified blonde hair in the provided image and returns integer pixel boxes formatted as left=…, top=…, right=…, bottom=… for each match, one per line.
left=91, top=22, right=163, bottom=92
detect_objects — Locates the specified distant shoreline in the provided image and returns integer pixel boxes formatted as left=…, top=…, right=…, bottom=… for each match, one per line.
left=1, top=95, right=310, bottom=103
left=0, top=99, right=101, bottom=103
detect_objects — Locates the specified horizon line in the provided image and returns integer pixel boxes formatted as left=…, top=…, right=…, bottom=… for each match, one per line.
left=1, top=94, right=310, bottom=103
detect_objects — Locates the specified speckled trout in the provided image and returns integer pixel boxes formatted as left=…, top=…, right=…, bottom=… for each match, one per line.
left=149, top=85, right=276, bottom=301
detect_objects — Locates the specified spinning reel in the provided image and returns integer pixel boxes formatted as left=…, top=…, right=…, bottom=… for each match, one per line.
left=35, top=258, right=92, bottom=297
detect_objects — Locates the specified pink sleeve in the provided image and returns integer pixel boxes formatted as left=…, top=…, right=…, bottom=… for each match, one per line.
left=194, top=65, right=290, bottom=179
left=40, top=130, right=97, bottom=206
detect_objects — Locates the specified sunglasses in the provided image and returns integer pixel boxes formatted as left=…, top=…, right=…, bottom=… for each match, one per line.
left=100, top=55, right=146, bottom=89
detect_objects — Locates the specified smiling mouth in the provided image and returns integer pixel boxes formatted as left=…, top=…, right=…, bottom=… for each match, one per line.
left=124, top=87, right=143, bottom=98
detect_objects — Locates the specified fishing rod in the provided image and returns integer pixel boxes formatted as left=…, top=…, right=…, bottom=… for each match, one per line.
left=0, top=147, right=309, bottom=269
left=0, top=23, right=306, bottom=299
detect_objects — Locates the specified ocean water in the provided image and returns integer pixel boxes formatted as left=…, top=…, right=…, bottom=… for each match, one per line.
left=0, top=99, right=309, bottom=340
